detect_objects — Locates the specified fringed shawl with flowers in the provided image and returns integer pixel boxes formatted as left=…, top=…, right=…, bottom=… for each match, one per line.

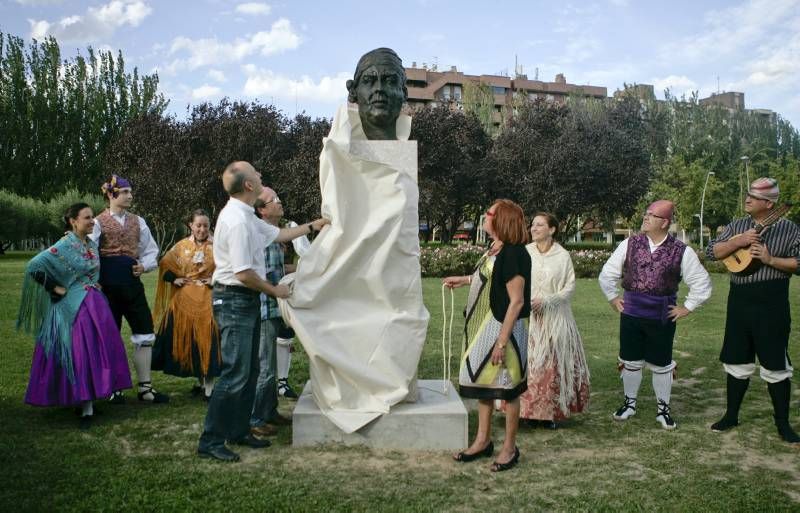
left=16, top=232, right=100, bottom=382
left=152, top=236, right=218, bottom=374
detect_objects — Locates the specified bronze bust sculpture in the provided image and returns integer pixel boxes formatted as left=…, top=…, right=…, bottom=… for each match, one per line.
left=346, top=48, right=408, bottom=141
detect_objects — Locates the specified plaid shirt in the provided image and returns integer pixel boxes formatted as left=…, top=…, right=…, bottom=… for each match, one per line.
left=260, top=240, right=285, bottom=320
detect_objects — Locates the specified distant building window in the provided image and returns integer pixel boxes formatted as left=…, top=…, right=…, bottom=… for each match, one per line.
left=493, top=86, right=506, bottom=95
left=545, top=94, right=554, bottom=102
left=454, top=85, right=462, bottom=101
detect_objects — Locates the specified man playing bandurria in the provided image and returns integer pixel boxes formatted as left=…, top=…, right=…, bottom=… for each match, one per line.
left=707, top=178, right=800, bottom=444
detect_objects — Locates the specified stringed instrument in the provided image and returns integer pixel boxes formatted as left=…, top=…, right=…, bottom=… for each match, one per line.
left=721, top=203, right=792, bottom=275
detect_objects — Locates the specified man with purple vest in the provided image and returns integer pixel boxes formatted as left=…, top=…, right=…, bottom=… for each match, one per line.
left=90, top=175, right=169, bottom=404
left=599, top=200, right=711, bottom=430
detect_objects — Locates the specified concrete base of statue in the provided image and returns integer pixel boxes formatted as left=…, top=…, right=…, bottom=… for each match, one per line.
left=292, top=379, right=468, bottom=450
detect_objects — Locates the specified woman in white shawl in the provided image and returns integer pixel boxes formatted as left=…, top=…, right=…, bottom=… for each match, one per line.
left=520, top=212, right=590, bottom=428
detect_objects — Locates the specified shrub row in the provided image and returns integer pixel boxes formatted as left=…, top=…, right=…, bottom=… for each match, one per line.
left=420, top=244, right=728, bottom=278
left=0, top=189, right=106, bottom=249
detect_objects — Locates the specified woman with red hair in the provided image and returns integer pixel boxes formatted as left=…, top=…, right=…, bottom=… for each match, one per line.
left=444, top=199, right=531, bottom=472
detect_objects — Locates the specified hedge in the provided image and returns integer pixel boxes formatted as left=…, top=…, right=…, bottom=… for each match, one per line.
left=419, top=244, right=727, bottom=278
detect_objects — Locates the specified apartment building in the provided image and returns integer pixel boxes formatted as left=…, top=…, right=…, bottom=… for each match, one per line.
left=405, top=64, right=607, bottom=125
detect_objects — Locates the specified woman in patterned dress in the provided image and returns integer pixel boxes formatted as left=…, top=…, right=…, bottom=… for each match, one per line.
left=519, top=212, right=589, bottom=428
left=444, top=199, right=531, bottom=472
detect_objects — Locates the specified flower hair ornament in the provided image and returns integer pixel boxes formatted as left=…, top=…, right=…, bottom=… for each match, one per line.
left=101, top=174, right=131, bottom=198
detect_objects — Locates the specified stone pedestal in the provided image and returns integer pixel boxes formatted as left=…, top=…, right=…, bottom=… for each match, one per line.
left=292, top=379, right=468, bottom=450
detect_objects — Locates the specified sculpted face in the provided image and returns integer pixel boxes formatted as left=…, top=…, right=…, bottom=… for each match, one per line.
left=347, top=49, right=408, bottom=140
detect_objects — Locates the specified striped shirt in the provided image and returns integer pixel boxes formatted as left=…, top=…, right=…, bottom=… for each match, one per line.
left=706, top=217, right=800, bottom=285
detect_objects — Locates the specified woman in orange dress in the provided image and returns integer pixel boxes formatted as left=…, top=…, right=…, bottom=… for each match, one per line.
left=152, top=209, right=220, bottom=400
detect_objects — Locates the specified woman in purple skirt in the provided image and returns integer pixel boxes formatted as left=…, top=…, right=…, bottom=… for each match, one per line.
left=17, top=203, right=132, bottom=428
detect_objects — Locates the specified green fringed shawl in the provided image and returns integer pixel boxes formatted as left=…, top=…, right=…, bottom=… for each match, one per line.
left=16, top=232, right=100, bottom=382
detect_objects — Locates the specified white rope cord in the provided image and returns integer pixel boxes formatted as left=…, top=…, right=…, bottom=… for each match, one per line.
left=441, top=284, right=455, bottom=394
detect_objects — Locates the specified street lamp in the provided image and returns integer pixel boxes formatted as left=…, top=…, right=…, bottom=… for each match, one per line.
left=700, top=170, right=715, bottom=250
left=740, top=156, right=750, bottom=216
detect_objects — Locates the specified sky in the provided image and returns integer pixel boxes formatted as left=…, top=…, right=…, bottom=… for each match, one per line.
left=2, top=0, right=799, bottom=127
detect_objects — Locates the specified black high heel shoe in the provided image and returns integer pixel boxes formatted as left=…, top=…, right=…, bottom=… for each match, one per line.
left=453, top=441, right=494, bottom=462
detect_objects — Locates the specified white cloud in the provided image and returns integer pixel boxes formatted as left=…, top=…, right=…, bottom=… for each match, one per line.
left=28, top=0, right=152, bottom=42
left=242, top=67, right=350, bottom=103
left=191, top=84, right=222, bottom=100
left=165, top=18, right=300, bottom=73
left=659, top=0, right=799, bottom=64
left=235, top=2, right=271, bottom=15
left=207, top=69, right=227, bottom=83
left=609, top=0, right=630, bottom=6
left=652, top=75, right=698, bottom=96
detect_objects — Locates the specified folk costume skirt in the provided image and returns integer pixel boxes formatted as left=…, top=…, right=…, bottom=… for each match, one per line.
left=25, top=289, right=132, bottom=406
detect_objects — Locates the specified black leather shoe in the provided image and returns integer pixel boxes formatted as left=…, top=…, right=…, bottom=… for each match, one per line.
left=198, top=446, right=240, bottom=462
left=230, top=434, right=272, bottom=449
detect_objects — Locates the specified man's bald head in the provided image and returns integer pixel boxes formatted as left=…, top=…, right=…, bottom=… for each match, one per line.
left=222, top=161, right=263, bottom=204
left=259, top=186, right=277, bottom=202
left=223, top=161, right=253, bottom=195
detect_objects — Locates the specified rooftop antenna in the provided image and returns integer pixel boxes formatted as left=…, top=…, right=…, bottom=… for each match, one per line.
left=535, top=67, right=539, bottom=80
left=717, top=75, right=720, bottom=94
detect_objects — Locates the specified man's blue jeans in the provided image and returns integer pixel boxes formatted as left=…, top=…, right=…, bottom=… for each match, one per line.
left=251, top=318, right=281, bottom=427
left=198, top=287, right=260, bottom=450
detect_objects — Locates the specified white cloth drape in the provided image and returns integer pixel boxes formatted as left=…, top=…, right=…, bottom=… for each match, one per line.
left=279, top=104, right=429, bottom=433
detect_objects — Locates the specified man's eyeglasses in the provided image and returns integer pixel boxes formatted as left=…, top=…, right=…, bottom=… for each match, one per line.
left=643, top=212, right=665, bottom=220
left=265, top=197, right=282, bottom=205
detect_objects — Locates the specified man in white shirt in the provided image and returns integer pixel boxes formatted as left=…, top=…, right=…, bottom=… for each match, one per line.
left=599, top=200, right=712, bottom=430
left=92, top=175, right=167, bottom=404
left=198, top=161, right=328, bottom=463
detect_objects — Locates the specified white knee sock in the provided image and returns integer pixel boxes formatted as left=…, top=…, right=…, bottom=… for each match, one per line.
left=652, top=371, right=673, bottom=405
left=277, top=338, right=292, bottom=381
left=203, top=377, right=214, bottom=396
left=81, top=400, right=93, bottom=417
left=621, top=368, right=643, bottom=402
left=133, top=345, right=152, bottom=388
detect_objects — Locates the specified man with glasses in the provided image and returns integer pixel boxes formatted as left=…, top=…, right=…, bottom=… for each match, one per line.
left=250, top=187, right=312, bottom=438
left=600, top=200, right=712, bottom=430
left=707, top=178, right=800, bottom=444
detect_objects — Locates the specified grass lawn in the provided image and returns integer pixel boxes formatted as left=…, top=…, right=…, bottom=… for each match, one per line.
left=1, top=252, right=800, bottom=511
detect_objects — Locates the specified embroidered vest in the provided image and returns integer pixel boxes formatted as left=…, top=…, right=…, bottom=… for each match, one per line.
left=97, top=210, right=140, bottom=258
left=621, top=233, right=684, bottom=297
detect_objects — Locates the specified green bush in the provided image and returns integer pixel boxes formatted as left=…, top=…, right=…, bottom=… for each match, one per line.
left=46, top=189, right=106, bottom=233
left=420, top=244, right=484, bottom=277
left=564, top=241, right=614, bottom=251
left=695, top=250, right=728, bottom=274
left=420, top=244, right=726, bottom=280
left=0, top=190, right=50, bottom=246
left=0, top=189, right=106, bottom=250
left=570, top=249, right=613, bottom=278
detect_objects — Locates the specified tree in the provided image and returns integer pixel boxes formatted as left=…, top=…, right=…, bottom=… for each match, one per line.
left=276, top=114, right=331, bottom=223
left=0, top=32, right=168, bottom=198
left=410, top=105, right=492, bottom=242
left=490, top=97, right=651, bottom=238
